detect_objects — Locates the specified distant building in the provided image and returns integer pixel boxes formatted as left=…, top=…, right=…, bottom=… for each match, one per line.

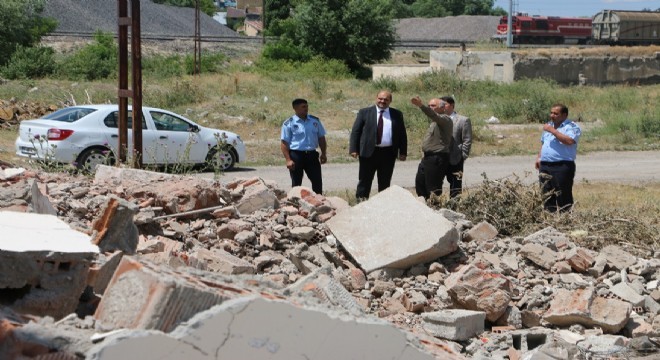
left=237, top=0, right=261, bottom=9
left=243, top=19, right=263, bottom=36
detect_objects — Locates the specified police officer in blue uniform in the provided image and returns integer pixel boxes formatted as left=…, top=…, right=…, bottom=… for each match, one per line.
left=280, top=98, right=327, bottom=194
left=535, top=103, right=582, bottom=212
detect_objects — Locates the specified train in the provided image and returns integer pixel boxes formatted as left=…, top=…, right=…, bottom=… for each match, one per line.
left=495, top=10, right=660, bottom=45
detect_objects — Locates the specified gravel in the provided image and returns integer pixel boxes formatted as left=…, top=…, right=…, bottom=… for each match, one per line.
left=395, top=15, right=501, bottom=42
left=42, top=0, right=238, bottom=37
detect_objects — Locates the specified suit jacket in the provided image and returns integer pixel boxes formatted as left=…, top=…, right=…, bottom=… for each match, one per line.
left=449, top=113, right=472, bottom=165
left=349, top=105, right=407, bottom=158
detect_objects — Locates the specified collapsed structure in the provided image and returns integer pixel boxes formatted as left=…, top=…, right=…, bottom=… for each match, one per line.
left=0, top=164, right=658, bottom=359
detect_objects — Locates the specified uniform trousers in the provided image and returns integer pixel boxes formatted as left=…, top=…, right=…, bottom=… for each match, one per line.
left=539, top=160, right=576, bottom=212
left=289, top=150, right=322, bottom=194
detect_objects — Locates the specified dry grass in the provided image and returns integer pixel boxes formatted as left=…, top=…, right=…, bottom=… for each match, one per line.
left=431, top=177, right=659, bottom=254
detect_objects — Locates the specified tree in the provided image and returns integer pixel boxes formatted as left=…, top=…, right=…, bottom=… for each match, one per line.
left=265, top=0, right=396, bottom=70
left=0, top=0, right=57, bottom=66
left=264, top=0, right=292, bottom=34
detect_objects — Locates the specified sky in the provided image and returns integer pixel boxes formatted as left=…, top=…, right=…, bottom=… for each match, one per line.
left=493, top=0, right=660, bottom=17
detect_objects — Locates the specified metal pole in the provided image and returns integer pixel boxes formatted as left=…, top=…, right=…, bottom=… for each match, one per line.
left=506, top=0, right=513, bottom=47
left=194, top=0, right=201, bottom=76
left=131, top=0, right=143, bottom=169
left=118, top=0, right=129, bottom=164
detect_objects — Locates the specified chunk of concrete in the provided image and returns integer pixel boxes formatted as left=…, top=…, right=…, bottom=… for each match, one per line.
left=91, top=195, right=139, bottom=255
left=463, top=221, right=497, bottom=242
left=94, top=257, right=248, bottom=332
left=188, top=248, right=256, bottom=275
left=327, top=186, right=459, bottom=273
left=445, top=264, right=512, bottom=321
left=236, top=181, right=279, bottom=214
left=519, top=243, right=559, bottom=270
left=0, top=211, right=98, bottom=319
left=88, top=296, right=440, bottom=360
left=422, top=310, right=486, bottom=341
left=599, top=245, right=637, bottom=271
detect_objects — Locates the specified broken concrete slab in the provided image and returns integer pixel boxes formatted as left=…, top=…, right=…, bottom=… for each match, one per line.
left=89, top=295, right=441, bottom=360
left=327, top=186, right=459, bottom=273
left=188, top=247, right=256, bottom=275
left=29, top=180, right=57, bottom=215
left=235, top=181, right=279, bottom=214
left=0, top=211, right=98, bottom=319
left=445, top=264, right=512, bottom=322
left=599, top=245, right=638, bottom=271
left=519, top=243, right=560, bottom=270
left=463, top=221, right=497, bottom=242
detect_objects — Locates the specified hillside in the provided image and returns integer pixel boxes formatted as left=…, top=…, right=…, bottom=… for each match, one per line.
left=42, top=0, right=238, bottom=37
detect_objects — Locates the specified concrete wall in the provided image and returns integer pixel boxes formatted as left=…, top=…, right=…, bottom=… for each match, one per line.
left=372, top=64, right=433, bottom=79
left=376, top=50, right=660, bottom=85
left=513, top=53, right=660, bottom=85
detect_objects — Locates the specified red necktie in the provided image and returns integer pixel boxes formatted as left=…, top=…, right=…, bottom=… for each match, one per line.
left=377, top=110, right=384, bottom=145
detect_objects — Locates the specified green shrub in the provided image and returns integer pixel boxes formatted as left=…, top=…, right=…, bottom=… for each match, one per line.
left=148, top=80, right=203, bottom=108
left=1, top=45, right=55, bottom=79
left=371, top=76, right=398, bottom=92
left=254, top=56, right=351, bottom=81
left=143, top=54, right=184, bottom=78
left=56, top=31, right=117, bottom=80
left=261, top=38, right=313, bottom=62
left=184, top=51, right=227, bottom=75
left=636, top=105, right=660, bottom=138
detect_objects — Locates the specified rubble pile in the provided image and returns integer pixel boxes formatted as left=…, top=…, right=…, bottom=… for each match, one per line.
left=1, top=164, right=659, bottom=359
left=0, top=99, right=57, bottom=129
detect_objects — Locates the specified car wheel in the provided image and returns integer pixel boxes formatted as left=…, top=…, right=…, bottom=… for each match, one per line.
left=206, top=146, right=236, bottom=171
left=77, top=147, right=114, bottom=173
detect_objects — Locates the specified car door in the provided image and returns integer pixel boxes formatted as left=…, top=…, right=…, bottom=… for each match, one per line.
left=148, top=110, right=206, bottom=164
left=101, top=110, right=165, bottom=164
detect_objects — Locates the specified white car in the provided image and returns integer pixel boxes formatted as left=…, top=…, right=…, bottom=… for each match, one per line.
left=15, top=104, right=246, bottom=172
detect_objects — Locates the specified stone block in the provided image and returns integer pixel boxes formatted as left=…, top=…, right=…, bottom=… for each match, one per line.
left=610, top=282, right=645, bottom=307
left=543, top=287, right=593, bottom=327
left=599, top=245, right=637, bottom=271
left=445, top=264, right=512, bottom=321
left=327, top=186, right=459, bottom=273
left=422, top=310, right=486, bottom=341
left=519, top=243, right=559, bottom=270
left=236, top=182, right=279, bottom=214
left=463, top=221, right=498, bottom=242
left=188, top=248, right=256, bottom=275
left=566, top=248, right=594, bottom=273
left=589, top=297, right=631, bottom=334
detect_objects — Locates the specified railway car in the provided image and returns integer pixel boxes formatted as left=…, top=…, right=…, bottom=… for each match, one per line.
left=496, top=14, right=592, bottom=44
left=592, top=10, right=660, bottom=45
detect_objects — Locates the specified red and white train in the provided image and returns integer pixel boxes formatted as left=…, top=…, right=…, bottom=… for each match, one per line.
left=495, top=14, right=593, bottom=44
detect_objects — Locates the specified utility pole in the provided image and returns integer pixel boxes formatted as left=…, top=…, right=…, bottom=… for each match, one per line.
left=193, top=0, right=202, bottom=76
left=506, top=0, right=513, bottom=47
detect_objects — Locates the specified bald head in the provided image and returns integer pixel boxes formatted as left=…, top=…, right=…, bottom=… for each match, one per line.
left=427, top=98, right=446, bottom=114
left=376, top=91, right=392, bottom=109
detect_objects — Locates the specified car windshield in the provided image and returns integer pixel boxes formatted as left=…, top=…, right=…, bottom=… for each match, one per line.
left=43, top=107, right=97, bottom=123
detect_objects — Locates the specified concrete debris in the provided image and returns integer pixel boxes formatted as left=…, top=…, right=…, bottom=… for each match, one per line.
left=327, top=185, right=459, bottom=272
left=1, top=166, right=659, bottom=359
left=0, top=211, right=98, bottom=319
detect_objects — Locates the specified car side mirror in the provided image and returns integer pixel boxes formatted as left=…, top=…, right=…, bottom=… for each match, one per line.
left=190, top=125, right=200, bottom=132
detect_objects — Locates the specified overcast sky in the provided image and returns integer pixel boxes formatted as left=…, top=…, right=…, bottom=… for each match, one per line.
left=493, top=0, right=660, bottom=17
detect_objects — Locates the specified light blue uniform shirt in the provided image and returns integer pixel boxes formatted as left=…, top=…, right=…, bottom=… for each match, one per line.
left=540, top=119, right=581, bottom=162
left=281, top=114, right=326, bottom=151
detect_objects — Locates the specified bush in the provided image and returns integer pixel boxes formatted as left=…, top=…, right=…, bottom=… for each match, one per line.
left=254, top=56, right=351, bottom=81
left=184, top=51, right=227, bottom=75
left=636, top=106, right=660, bottom=138
left=262, top=38, right=313, bottom=62
left=143, top=54, right=185, bottom=79
left=56, top=31, right=117, bottom=80
left=1, top=45, right=55, bottom=79
left=371, top=76, right=398, bottom=92
left=148, top=80, right=204, bottom=108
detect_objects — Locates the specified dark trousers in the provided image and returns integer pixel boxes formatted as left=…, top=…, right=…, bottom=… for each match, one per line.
left=446, top=160, right=464, bottom=198
left=356, top=147, right=396, bottom=199
left=539, top=161, right=575, bottom=212
left=415, top=152, right=450, bottom=199
left=289, top=150, right=322, bottom=194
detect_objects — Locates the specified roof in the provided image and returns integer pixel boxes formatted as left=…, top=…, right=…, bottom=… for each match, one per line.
left=226, top=7, right=246, bottom=18
left=244, top=20, right=263, bottom=32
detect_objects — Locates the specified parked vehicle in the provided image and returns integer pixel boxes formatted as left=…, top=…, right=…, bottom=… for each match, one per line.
left=592, top=10, right=660, bottom=45
left=495, top=14, right=592, bottom=44
left=15, top=104, right=246, bottom=172
left=495, top=10, right=660, bottom=45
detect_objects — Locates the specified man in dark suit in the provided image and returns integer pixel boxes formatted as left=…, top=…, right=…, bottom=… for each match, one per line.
left=349, top=91, right=407, bottom=200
